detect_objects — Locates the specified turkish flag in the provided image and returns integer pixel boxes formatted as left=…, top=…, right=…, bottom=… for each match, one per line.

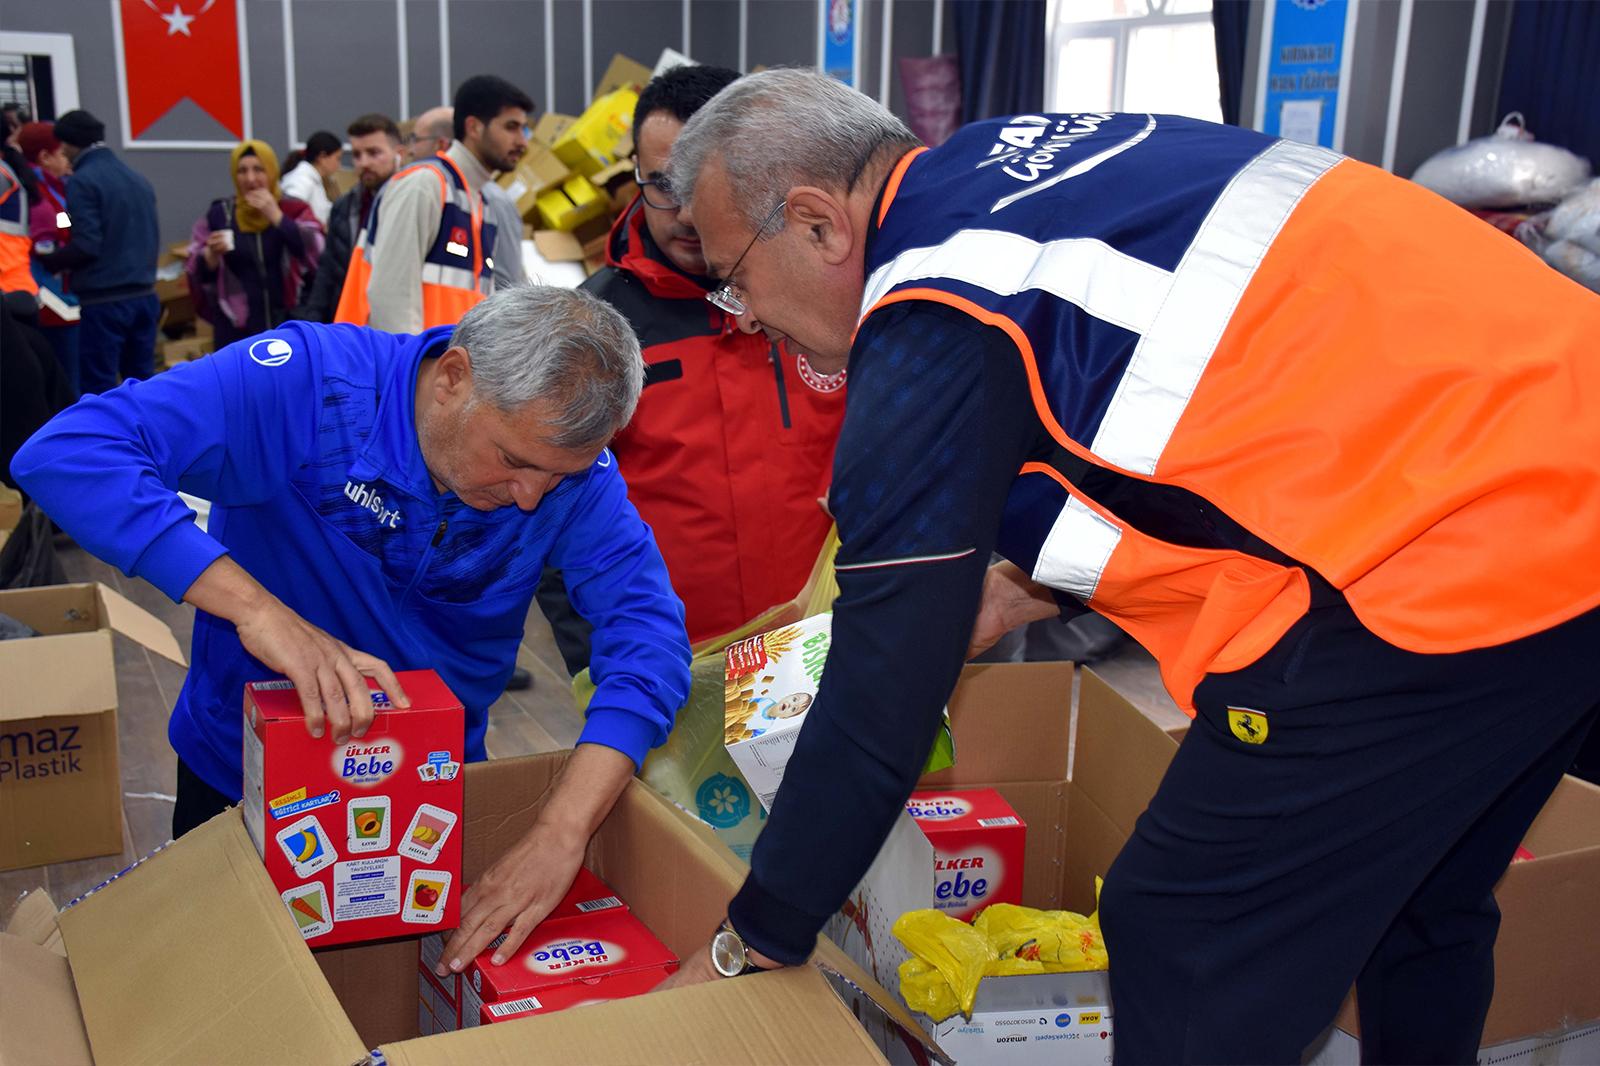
left=120, top=0, right=244, bottom=139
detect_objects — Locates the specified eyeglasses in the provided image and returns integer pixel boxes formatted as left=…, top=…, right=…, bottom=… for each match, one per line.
left=633, top=163, right=678, bottom=211
left=706, top=200, right=786, bottom=318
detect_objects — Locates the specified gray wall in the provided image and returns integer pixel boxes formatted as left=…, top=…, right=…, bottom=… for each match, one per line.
left=7, top=0, right=952, bottom=245
left=1240, top=0, right=1515, bottom=176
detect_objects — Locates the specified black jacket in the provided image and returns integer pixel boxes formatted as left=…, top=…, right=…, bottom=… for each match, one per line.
left=290, top=184, right=363, bottom=323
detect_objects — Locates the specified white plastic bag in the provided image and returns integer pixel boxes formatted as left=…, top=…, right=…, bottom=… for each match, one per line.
left=1412, top=114, right=1591, bottom=209
left=1544, top=179, right=1600, bottom=257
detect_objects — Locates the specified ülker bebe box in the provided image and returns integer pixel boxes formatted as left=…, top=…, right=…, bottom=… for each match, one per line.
left=418, top=873, right=676, bottom=1033
left=906, top=787, right=1027, bottom=921
left=243, top=669, right=465, bottom=948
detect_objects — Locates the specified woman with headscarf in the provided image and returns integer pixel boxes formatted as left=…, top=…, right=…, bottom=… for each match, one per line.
left=185, top=140, right=324, bottom=346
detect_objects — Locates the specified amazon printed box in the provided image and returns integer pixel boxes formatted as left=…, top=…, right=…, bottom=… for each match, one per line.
left=0, top=583, right=186, bottom=871
left=242, top=669, right=464, bottom=948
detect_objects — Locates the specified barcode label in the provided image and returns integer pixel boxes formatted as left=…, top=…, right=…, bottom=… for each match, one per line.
left=488, top=996, right=543, bottom=1018
left=576, top=896, right=623, bottom=913
left=979, top=816, right=1020, bottom=827
left=251, top=680, right=295, bottom=691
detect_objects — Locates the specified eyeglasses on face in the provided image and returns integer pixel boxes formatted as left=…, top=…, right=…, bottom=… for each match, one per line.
left=706, top=200, right=787, bottom=318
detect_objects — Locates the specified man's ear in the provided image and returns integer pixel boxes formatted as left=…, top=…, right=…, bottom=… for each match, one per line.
left=786, top=186, right=853, bottom=266
left=432, top=346, right=474, bottom=402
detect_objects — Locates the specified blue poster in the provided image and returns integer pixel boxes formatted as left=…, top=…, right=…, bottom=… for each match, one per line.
left=1262, top=0, right=1349, bottom=147
left=822, top=0, right=858, bottom=87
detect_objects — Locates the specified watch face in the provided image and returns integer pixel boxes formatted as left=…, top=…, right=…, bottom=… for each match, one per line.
left=711, top=929, right=746, bottom=977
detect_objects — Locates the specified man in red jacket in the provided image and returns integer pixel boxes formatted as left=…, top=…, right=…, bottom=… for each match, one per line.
left=539, top=65, right=845, bottom=667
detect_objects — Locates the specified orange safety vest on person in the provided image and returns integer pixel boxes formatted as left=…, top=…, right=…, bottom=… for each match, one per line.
left=0, top=162, right=39, bottom=297
left=334, top=153, right=494, bottom=328
left=861, top=113, right=1600, bottom=713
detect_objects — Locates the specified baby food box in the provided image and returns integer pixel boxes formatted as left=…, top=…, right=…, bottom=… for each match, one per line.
left=722, top=614, right=833, bottom=811
left=242, top=669, right=465, bottom=948
left=417, top=875, right=675, bottom=1032
left=906, top=787, right=1027, bottom=921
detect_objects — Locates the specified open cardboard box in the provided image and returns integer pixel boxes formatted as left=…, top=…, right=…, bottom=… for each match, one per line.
left=1, top=751, right=937, bottom=1065
left=834, top=662, right=1600, bottom=1062
left=0, top=582, right=186, bottom=871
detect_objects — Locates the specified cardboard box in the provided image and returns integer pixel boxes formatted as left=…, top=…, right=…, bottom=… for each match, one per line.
left=0, top=749, right=938, bottom=1064
left=0, top=583, right=185, bottom=871
left=723, top=614, right=833, bottom=811
left=497, top=142, right=571, bottom=221
left=830, top=662, right=1600, bottom=1063
left=929, top=971, right=1111, bottom=1066
left=242, top=669, right=465, bottom=948
left=593, top=52, right=654, bottom=100
left=0, top=485, right=20, bottom=553
left=906, top=788, right=1026, bottom=921
left=552, top=87, right=639, bottom=178
left=535, top=173, right=609, bottom=232
left=531, top=112, right=576, bottom=148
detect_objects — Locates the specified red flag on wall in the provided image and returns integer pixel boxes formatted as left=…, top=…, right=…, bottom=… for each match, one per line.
left=119, top=0, right=244, bottom=139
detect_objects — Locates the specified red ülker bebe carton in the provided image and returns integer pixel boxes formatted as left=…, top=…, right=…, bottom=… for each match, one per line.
left=906, top=787, right=1027, bottom=921
left=242, top=669, right=465, bottom=948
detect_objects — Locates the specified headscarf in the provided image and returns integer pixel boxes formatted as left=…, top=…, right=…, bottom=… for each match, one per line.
left=231, top=140, right=282, bottom=233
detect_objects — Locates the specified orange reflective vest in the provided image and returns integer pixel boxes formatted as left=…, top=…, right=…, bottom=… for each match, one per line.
left=862, top=114, right=1600, bottom=713
left=334, top=153, right=494, bottom=328
left=0, top=162, right=38, bottom=297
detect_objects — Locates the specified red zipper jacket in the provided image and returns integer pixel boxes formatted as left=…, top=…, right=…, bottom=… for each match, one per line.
left=582, top=201, right=846, bottom=643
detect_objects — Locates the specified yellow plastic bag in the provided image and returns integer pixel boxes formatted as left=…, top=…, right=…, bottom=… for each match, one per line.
left=897, top=956, right=962, bottom=1021
left=974, top=900, right=1109, bottom=973
left=891, top=909, right=990, bottom=1018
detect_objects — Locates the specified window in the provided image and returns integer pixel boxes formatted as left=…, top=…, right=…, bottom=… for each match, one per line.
left=1045, top=0, right=1221, bottom=123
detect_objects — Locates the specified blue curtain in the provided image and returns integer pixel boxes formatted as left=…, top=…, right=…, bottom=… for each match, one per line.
left=1497, top=1, right=1600, bottom=165
left=952, top=0, right=1046, bottom=123
left=1212, top=0, right=1251, bottom=126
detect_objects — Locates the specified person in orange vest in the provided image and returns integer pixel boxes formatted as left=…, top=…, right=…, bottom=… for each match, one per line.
left=656, top=71, right=1600, bottom=1063
left=336, top=75, right=531, bottom=332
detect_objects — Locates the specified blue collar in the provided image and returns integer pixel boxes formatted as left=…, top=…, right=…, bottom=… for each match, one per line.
left=347, top=326, right=455, bottom=500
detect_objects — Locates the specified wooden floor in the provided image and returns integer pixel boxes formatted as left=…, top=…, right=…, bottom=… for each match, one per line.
left=0, top=541, right=1178, bottom=927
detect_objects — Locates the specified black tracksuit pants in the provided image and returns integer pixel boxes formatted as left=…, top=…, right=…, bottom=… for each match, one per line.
left=1100, top=586, right=1600, bottom=1064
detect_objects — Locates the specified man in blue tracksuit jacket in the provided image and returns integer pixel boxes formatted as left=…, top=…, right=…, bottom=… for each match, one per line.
left=12, top=283, right=691, bottom=970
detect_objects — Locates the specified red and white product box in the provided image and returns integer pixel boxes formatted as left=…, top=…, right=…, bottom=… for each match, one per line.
left=242, top=669, right=465, bottom=948
left=906, top=787, right=1027, bottom=921
left=416, top=869, right=664, bottom=1031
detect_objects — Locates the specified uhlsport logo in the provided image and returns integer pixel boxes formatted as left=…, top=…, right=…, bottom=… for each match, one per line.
left=249, top=337, right=294, bottom=366
left=906, top=795, right=971, bottom=821
left=344, top=480, right=403, bottom=529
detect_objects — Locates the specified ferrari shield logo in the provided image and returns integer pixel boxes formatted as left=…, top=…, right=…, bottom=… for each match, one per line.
left=1227, top=707, right=1268, bottom=745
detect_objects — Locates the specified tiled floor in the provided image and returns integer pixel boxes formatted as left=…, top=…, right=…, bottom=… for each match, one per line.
left=1, top=541, right=1178, bottom=926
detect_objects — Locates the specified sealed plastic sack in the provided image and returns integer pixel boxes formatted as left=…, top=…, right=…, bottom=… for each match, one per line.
left=1412, top=113, right=1590, bottom=209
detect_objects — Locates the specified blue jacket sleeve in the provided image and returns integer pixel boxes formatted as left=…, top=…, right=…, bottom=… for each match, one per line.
left=726, top=301, right=1039, bottom=964
left=548, top=453, right=692, bottom=770
left=9, top=326, right=326, bottom=602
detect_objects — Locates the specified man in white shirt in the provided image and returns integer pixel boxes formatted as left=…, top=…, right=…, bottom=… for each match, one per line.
left=279, top=130, right=340, bottom=226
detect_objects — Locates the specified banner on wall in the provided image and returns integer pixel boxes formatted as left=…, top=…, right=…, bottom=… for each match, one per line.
left=822, top=0, right=858, bottom=87
left=1261, top=0, right=1349, bottom=148
left=118, top=0, right=245, bottom=140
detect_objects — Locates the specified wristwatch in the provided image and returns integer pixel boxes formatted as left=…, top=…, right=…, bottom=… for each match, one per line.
left=710, top=919, right=770, bottom=978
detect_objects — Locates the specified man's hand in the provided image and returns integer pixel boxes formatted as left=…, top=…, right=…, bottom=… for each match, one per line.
left=656, top=926, right=787, bottom=991
left=436, top=744, right=635, bottom=974
left=242, top=187, right=284, bottom=226
left=968, top=560, right=1063, bottom=659
left=234, top=598, right=407, bottom=743
left=183, top=555, right=408, bottom=743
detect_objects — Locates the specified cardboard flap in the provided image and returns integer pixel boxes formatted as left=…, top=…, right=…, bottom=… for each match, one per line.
left=921, top=662, right=1074, bottom=786
left=0, top=932, right=95, bottom=1066
left=95, top=584, right=187, bottom=666
left=57, top=810, right=365, bottom=1066
left=0, top=630, right=117, bottom=721
left=593, top=53, right=654, bottom=99
left=1073, top=668, right=1179, bottom=832
left=5, top=889, right=65, bottom=954
left=379, top=967, right=887, bottom=1065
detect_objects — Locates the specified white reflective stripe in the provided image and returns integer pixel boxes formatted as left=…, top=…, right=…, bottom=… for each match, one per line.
left=1090, top=140, right=1340, bottom=475
left=421, top=262, right=478, bottom=290
left=835, top=547, right=977, bottom=572
left=1032, top=496, right=1122, bottom=601
left=859, top=229, right=1171, bottom=336
left=56, top=211, right=72, bottom=229
left=0, top=217, right=25, bottom=237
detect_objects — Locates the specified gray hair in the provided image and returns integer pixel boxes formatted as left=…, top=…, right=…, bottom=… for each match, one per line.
left=450, top=284, right=644, bottom=448
left=668, top=67, right=919, bottom=234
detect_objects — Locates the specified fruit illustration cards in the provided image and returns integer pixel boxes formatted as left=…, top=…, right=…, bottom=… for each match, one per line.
left=242, top=669, right=465, bottom=948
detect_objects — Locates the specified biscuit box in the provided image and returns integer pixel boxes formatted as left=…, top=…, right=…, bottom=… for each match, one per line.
left=906, top=787, right=1027, bottom=921
left=722, top=614, right=833, bottom=810
left=242, top=669, right=465, bottom=948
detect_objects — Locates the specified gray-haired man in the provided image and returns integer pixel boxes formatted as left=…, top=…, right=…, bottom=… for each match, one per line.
left=12, top=283, right=692, bottom=970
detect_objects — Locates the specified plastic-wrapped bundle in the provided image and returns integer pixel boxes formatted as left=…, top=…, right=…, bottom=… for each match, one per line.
left=1412, top=114, right=1591, bottom=209
left=1515, top=179, right=1600, bottom=293
left=1545, top=179, right=1600, bottom=256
